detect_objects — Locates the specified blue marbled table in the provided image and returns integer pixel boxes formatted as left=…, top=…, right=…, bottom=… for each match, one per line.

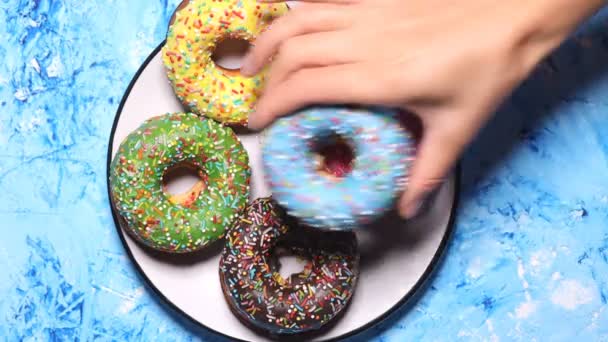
left=1, top=1, right=608, bottom=340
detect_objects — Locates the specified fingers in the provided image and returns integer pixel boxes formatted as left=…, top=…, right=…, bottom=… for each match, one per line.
left=263, top=31, right=355, bottom=90
left=241, top=5, right=348, bottom=76
left=398, top=120, right=468, bottom=218
left=248, top=63, right=383, bottom=129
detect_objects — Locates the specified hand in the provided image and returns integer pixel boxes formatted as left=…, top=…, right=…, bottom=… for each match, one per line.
left=242, top=0, right=604, bottom=218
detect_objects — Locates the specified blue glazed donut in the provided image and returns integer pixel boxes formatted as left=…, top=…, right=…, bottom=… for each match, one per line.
left=262, top=106, right=415, bottom=230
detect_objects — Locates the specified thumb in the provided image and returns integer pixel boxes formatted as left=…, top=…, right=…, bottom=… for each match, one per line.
left=398, top=122, right=467, bottom=218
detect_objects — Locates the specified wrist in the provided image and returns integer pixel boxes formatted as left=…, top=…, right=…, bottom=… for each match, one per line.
left=523, top=0, right=603, bottom=48
left=511, top=0, right=604, bottom=73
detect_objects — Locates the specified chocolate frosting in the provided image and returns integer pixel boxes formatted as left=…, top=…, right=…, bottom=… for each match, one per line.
left=219, top=198, right=359, bottom=335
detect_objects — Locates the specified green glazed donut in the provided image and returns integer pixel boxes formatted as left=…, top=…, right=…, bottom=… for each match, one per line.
left=110, top=113, right=251, bottom=253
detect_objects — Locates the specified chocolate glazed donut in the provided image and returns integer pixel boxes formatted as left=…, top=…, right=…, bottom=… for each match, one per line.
left=219, top=198, right=360, bottom=336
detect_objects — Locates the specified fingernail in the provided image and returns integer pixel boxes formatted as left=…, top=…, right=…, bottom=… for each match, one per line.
left=247, top=111, right=262, bottom=130
left=402, top=199, right=424, bottom=219
left=240, top=55, right=255, bottom=77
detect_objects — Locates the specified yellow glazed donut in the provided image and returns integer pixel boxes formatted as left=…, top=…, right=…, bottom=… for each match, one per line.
left=162, top=0, right=288, bottom=126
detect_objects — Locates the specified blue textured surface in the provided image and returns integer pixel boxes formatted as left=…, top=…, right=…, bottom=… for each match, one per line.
left=263, top=106, right=413, bottom=230
left=1, top=1, right=608, bottom=340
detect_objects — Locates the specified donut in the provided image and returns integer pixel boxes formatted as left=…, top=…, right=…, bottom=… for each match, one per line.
left=262, top=106, right=415, bottom=230
left=219, top=198, right=359, bottom=336
left=162, top=0, right=288, bottom=126
left=109, top=113, right=251, bottom=253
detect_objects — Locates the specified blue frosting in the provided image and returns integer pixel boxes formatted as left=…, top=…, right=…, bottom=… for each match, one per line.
left=262, top=106, right=415, bottom=229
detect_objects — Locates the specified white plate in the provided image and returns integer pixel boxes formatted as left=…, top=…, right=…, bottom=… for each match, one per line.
left=106, top=42, right=459, bottom=341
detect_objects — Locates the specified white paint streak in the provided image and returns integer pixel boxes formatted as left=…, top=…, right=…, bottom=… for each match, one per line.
left=529, top=254, right=541, bottom=269
left=552, top=272, right=562, bottom=281
left=515, top=301, right=537, bottom=319
left=517, top=212, right=531, bottom=225
left=513, top=260, right=537, bottom=319
left=18, top=116, right=42, bottom=133
left=529, top=249, right=556, bottom=274
left=17, top=108, right=45, bottom=132
left=117, top=287, right=145, bottom=314
left=27, top=18, right=41, bottom=27
left=467, top=257, right=483, bottom=279
left=46, top=55, right=64, bottom=78
left=570, top=208, right=586, bottom=220
left=586, top=306, right=606, bottom=331
left=14, top=88, right=30, bottom=101
left=97, top=285, right=141, bottom=301
left=589, top=310, right=600, bottom=330
left=129, top=32, right=154, bottom=68
left=30, top=58, right=41, bottom=73
left=517, top=259, right=532, bottom=302
left=0, top=122, right=5, bottom=146
left=551, top=279, right=594, bottom=310
left=485, top=319, right=500, bottom=342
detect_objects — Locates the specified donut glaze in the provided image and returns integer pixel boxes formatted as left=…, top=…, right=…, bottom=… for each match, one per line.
left=262, top=106, right=415, bottom=230
left=110, top=113, right=251, bottom=253
left=162, top=0, right=288, bottom=126
left=219, top=198, right=359, bottom=335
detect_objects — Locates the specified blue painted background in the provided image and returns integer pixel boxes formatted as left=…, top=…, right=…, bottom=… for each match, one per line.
left=1, top=1, right=608, bottom=340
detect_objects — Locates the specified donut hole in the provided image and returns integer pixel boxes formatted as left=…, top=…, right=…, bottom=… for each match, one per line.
left=273, top=247, right=312, bottom=283
left=211, top=38, right=251, bottom=71
left=311, top=133, right=355, bottom=179
left=162, top=163, right=206, bottom=206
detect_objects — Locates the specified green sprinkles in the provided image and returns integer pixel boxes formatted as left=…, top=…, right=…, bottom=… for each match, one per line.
left=110, top=113, right=251, bottom=253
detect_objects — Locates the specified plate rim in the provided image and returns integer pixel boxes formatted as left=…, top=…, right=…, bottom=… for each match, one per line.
left=106, top=41, right=461, bottom=342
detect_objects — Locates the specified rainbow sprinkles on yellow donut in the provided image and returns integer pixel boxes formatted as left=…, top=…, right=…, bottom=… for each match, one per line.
left=162, top=0, right=288, bottom=126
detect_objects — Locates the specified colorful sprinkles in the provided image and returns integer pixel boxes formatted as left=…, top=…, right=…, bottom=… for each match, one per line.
left=109, top=113, right=251, bottom=253
left=162, top=0, right=288, bottom=126
left=219, top=198, right=359, bottom=335
left=262, top=106, right=416, bottom=230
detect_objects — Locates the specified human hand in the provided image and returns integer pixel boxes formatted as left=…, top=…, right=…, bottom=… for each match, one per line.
left=242, top=0, right=604, bottom=218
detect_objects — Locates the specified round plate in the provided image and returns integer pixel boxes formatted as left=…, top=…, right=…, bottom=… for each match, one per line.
left=106, top=42, right=459, bottom=341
